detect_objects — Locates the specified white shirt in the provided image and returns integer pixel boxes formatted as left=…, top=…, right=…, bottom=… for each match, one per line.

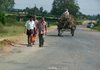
left=64, top=10, right=69, bottom=16
left=25, top=20, right=35, bottom=30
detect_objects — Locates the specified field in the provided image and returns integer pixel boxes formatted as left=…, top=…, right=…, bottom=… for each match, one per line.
left=0, top=22, right=24, bottom=38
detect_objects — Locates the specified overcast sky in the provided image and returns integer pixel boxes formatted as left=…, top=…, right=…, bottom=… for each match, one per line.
left=77, top=0, right=100, bottom=15
left=14, top=0, right=100, bottom=15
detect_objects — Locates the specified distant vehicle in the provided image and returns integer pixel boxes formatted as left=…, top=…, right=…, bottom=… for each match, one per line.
left=87, top=22, right=94, bottom=28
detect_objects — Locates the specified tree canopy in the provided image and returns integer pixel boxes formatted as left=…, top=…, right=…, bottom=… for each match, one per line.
left=23, top=6, right=48, bottom=16
left=51, top=0, right=80, bottom=17
left=0, top=0, right=15, bottom=12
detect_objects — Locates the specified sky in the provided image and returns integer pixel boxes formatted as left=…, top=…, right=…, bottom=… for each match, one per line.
left=77, top=0, right=100, bottom=15
left=14, top=0, right=100, bottom=15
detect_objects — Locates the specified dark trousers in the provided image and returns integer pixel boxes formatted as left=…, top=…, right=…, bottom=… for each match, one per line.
left=39, top=34, right=44, bottom=47
left=27, top=29, right=33, bottom=45
left=27, top=35, right=32, bottom=45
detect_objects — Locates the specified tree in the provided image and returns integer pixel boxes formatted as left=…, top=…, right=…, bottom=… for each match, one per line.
left=24, top=7, right=30, bottom=15
left=42, top=10, right=48, bottom=16
left=24, top=6, right=49, bottom=16
left=40, top=7, right=43, bottom=13
left=0, top=0, right=15, bottom=12
left=33, top=6, right=39, bottom=15
left=39, top=7, right=43, bottom=15
left=96, top=14, right=100, bottom=20
left=51, top=0, right=80, bottom=17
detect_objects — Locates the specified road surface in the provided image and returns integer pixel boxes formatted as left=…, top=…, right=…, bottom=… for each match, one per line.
left=0, top=25, right=100, bottom=70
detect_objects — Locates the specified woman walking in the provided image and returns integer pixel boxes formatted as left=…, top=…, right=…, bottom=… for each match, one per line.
left=32, top=16, right=39, bottom=45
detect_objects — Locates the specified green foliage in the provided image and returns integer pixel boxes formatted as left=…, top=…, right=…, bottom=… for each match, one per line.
left=0, top=0, right=15, bottom=12
left=97, top=19, right=100, bottom=24
left=5, top=15, right=18, bottom=25
left=0, top=23, right=3, bottom=28
left=0, top=26, right=24, bottom=37
left=0, top=23, right=7, bottom=34
left=24, top=6, right=49, bottom=16
left=0, top=12, right=6, bottom=25
left=0, top=13, right=24, bottom=26
left=51, top=0, right=80, bottom=17
left=93, top=24, right=100, bottom=31
left=92, top=19, right=100, bottom=31
left=45, top=17, right=58, bottom=26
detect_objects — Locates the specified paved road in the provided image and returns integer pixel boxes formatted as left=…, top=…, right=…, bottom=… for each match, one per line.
left=0, top=26, right=100, bottom=70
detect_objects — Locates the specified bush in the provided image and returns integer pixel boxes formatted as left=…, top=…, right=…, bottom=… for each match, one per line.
left=0, top=23, right=3, bottom=28
left=5, top=15, right=18, bottom=26
left=93, top=20, right=100, bottom=31
left=0, top=23, right=8, bottom=33
left=0, top=12, right=6, bottom=25
left=97, top=19, right=100, bottom=24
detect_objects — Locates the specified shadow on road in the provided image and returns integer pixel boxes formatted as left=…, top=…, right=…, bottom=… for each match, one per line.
left=47, top=35, right=59, bottom=37
left=47, top=34, right=72, bottom=37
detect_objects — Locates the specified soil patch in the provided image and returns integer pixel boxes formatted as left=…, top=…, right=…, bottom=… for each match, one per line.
left=0, top=39, right=15, bottom=46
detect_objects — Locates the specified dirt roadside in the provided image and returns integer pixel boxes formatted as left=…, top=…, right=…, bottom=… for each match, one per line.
left=0, top=26, right=57, bottom=55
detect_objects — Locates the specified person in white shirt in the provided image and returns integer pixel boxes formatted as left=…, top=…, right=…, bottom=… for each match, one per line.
left=63, top=9, right=69, bottom=16
left=60, top=9, right=70, bottom=21
left=25, top=16, right=35, bottom=46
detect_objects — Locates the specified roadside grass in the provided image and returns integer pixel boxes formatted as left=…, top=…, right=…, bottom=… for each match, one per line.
left=92, top=23, right=100, bottom=31
left=0, top=23, right=24, bottom=49
left=0, top=23, right=24, bottom=38
left=75, top=19, right=85, bottom=25
left=0, top=20, right=56, bottom=38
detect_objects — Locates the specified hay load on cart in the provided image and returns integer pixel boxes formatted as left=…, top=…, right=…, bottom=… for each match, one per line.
left=57, top=9, right=76, bottom=36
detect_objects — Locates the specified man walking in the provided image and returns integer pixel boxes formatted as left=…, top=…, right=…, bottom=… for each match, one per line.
left=25, top=16, right=35, bottom=47
left=37, top=17, right=47, bottom=47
